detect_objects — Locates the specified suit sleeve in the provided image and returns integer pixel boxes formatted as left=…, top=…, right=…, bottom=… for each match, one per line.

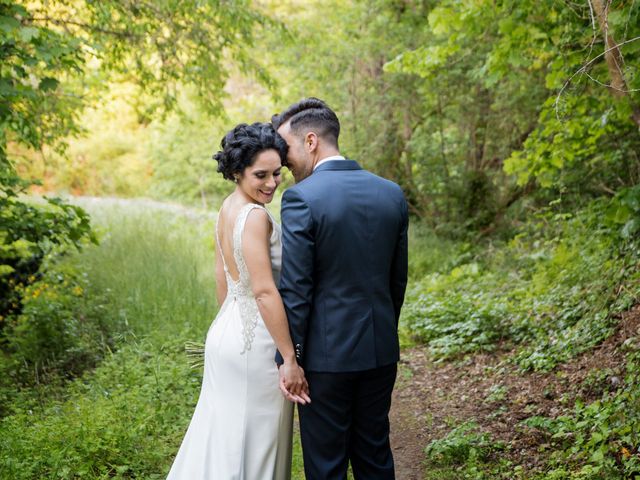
left=275, top=187, right=314, bottom=366
left=390, top=192, right=409, bottom=324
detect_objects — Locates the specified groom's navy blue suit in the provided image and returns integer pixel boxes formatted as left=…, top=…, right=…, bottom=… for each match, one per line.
left=279, top=159, right=408, bottom=480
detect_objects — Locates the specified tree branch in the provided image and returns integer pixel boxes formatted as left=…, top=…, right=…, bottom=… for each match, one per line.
left=555, top=34, right=640, bottom=126
left=28, top=16, right=140, bottom=40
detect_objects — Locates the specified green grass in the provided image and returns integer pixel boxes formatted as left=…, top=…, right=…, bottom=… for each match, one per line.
left=71, top=197, right=218, bottom=341
left=407, top=221, right=466, bottom=280
left=0, top=198, right=310, bottom=479
left=15, top=194, right=640, bottom=479
left=1, top=337, right=200, bottom=478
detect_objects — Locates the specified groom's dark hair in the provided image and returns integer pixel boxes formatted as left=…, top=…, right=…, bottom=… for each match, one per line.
left=272, top=97, right=340, bottom=148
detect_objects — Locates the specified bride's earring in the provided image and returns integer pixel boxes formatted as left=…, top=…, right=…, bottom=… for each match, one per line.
left=234, top=174, right=239, bottom=184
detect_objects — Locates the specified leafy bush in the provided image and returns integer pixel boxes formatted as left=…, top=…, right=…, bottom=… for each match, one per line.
left=426, top=421, right=505, bottom=466
left=0, top=173, right=98, bottom=419
left=3, top=263, right=114, bottom=383
left=402, top=197, right=640, bottom=370
left=521, top=347, right=640, bottom=479
left=0, top=337, right=202, bottom=479
left=402, top=265, right=512, bottom=358
left=0, top=200, right=221, bottom=478
left=1, top=162, right=96, bottom=324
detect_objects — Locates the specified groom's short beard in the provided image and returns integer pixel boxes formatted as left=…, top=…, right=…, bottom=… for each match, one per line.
left=296, top=164, right=314, bottom=183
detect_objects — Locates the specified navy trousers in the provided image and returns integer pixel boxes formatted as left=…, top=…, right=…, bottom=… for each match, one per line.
left=298, top=363, right=397, bottom=480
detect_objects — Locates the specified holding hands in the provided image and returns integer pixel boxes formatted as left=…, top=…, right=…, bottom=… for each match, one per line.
left=279, top=360, right=311, bottom=405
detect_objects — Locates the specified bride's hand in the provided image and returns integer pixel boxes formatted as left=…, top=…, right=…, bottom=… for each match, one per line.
left=283, top=360, right=309, bottom=396
left=279, top=363, right=311, bottom=404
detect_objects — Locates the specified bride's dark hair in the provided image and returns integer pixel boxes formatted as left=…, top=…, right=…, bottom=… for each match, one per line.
left=213, top=122, right=288, bottom=181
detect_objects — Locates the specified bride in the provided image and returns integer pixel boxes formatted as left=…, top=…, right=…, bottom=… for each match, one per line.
left=166, top=122, right=310, bottom=480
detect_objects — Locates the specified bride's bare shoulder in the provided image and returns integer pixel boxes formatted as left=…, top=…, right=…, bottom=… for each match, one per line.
left=240, top=205, right=272, bottom=241
left=218, top=194, right=241, bottom=225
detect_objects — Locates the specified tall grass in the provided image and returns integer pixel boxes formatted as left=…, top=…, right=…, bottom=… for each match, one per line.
left=407, top=222, right=465, bottom=280
left=0, top=198, right=306, bottom=479
left=72, top=197, right=218, bottom=341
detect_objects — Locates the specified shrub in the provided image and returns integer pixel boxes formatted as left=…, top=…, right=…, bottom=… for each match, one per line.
left=1, top=161, right=96, bottom=326
left=425, top=421, right=505, bottom=465
left=4, top=263, right=114, bottom=383
left=402, top=198, right=640, bottom=370
left=0, top=337, right=203, bottom=479
left=521, top=349, right=640, bottom=479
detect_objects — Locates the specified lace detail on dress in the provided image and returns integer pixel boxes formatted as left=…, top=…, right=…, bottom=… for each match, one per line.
left=233, top=203, right=272, bottom=353
left=215, top=203, right=277, bottom=354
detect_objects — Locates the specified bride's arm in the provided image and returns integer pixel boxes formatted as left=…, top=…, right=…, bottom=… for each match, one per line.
left=243, top=208, right=308, bottom=399
left=215, top=235, right=227, bottom=306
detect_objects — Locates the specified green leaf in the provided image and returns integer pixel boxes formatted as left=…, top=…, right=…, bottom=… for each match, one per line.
left=606, top=203, right=632, bottom=225
left=590, top=447, right=604, bottom=463
left=38, top=78, right=59, bottom=92
left=621, top=219, right=639, bottom=239
left=0, top=264, right=15, bottom=275
left=19, top=26, right=39, bottom=42
left=0, top=15, right=20, bottom=33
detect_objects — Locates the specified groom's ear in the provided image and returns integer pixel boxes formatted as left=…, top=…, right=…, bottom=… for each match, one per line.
left=305, top=132, right=319, bottom=153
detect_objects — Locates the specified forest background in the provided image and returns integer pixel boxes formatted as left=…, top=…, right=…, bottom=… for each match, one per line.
left=1, top=0, right=640, bottom=478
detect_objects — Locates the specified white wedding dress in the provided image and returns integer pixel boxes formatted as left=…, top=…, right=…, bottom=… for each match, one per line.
left=167, top=203, right=293, bottom=480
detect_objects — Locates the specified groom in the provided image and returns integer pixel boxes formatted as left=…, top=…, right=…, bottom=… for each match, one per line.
left=273, top=98, right=408, bottom=479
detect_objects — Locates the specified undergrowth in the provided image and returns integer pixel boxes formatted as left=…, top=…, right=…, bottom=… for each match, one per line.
left=0, top=198, right=312, bottom=479
left=0, top=200, right=219, bottom=478
left=411, top=188, right=640, bottom=478
left=403, top=192, right=640, bottom=371
left=0, top=337, right=200, bottom=478
left=522, top=345, right=640, bottom=479
left=423, top=421, right=513, bottom=480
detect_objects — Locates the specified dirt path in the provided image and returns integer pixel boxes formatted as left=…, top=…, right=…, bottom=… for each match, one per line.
left=389, top=351, right=430, bottom=479
left=389, top=306, right=640, bottom=478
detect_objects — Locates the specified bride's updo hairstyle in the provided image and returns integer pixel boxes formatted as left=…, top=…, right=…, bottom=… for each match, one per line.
left=213, top=122, right=288, bottom=181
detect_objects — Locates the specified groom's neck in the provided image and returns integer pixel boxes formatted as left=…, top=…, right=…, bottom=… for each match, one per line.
left=313, top=146, right=340, bottom=164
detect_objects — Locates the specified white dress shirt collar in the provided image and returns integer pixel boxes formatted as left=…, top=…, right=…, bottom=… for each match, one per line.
left=313, top=155, right=346, bottom=171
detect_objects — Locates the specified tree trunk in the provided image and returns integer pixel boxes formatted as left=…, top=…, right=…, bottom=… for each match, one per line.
left=591, top=0, right=640, bottom=127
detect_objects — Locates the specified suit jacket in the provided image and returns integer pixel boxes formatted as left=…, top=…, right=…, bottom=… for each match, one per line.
left=278, top=159, right=408, bottom=373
